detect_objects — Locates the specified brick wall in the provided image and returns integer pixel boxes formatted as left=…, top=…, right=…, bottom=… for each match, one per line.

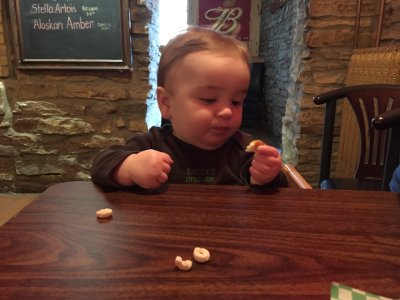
left=381, top=0, right=400, bottom=45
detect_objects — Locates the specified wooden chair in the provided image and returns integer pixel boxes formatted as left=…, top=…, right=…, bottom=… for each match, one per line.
left=335, top=47, right=400, bottom=179
left=313, top=84, right=400, bottom=191
left=371, top=107, right=400, bottom=190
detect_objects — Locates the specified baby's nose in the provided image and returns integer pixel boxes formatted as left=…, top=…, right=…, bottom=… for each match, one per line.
left=218, top=106, right=233, bottom=118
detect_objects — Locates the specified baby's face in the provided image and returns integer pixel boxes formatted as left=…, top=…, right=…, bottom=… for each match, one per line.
left=163, top=50, right=250, bottom=150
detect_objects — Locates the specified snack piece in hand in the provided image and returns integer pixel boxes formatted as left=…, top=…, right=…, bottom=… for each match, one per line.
left=245, top=139, right=266, bottom=153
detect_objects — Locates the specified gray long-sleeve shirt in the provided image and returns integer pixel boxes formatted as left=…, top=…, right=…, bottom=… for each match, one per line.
left=91, top=125, right=286, bottom=189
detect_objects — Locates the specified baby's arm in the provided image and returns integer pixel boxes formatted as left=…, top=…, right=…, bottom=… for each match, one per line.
left=249, top=145, right=282, bottom=185
left=112, top=149, right=173, bottom=189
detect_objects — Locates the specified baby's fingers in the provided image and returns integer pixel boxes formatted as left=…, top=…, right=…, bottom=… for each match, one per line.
left=160, top=152, right=174, bottom=165
left=255, top=145, right=280, bottom=157
left=251, top=157, right=281, bottom=175
left=158, top=172, right=169, bottom=184
left=162, top=161, right=172, bottom=174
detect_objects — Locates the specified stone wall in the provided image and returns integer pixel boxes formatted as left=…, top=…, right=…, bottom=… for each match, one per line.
left=260, top=0, right=308, bottom=148
left=0, top=0, right=153, bottom=192
left=261, top=0, right=400, bottom=187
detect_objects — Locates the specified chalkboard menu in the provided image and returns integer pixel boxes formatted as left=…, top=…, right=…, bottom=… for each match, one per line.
left=10, top=0, right=131, bottom=70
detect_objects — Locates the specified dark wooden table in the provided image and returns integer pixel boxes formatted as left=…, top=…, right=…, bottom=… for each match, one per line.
left=0, top=182, right=399, bottom=299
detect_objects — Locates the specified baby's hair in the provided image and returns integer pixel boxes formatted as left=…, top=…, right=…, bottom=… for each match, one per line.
left=157, top=26, right=250, bottom=87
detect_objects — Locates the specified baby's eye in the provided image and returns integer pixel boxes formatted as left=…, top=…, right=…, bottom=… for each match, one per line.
left=199, top=98, right=216, bottom=104
left=232, top=100, right=244, bottom=107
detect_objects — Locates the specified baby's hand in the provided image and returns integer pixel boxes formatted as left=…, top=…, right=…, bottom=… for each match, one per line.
left=249, top=145, right=281, bottom=185
left=113, top=149, right=173, bottom=189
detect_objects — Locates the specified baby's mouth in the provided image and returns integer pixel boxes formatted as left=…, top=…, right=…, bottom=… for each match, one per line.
left=210, top=126, right=231, bottom=134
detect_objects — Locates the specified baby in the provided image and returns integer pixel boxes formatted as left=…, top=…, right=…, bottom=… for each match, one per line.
left=91, top=27, right=285, bottom=190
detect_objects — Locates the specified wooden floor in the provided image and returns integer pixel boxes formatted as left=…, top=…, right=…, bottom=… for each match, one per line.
left=0, top=194, right=39, bottom=227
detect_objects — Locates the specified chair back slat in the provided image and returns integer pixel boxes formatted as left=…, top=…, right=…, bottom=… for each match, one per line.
left=372, top=108, right=400, bottom=190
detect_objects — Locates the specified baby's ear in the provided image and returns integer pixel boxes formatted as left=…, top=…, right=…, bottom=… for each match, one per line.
left=156, top=87, right=172, bottom=119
